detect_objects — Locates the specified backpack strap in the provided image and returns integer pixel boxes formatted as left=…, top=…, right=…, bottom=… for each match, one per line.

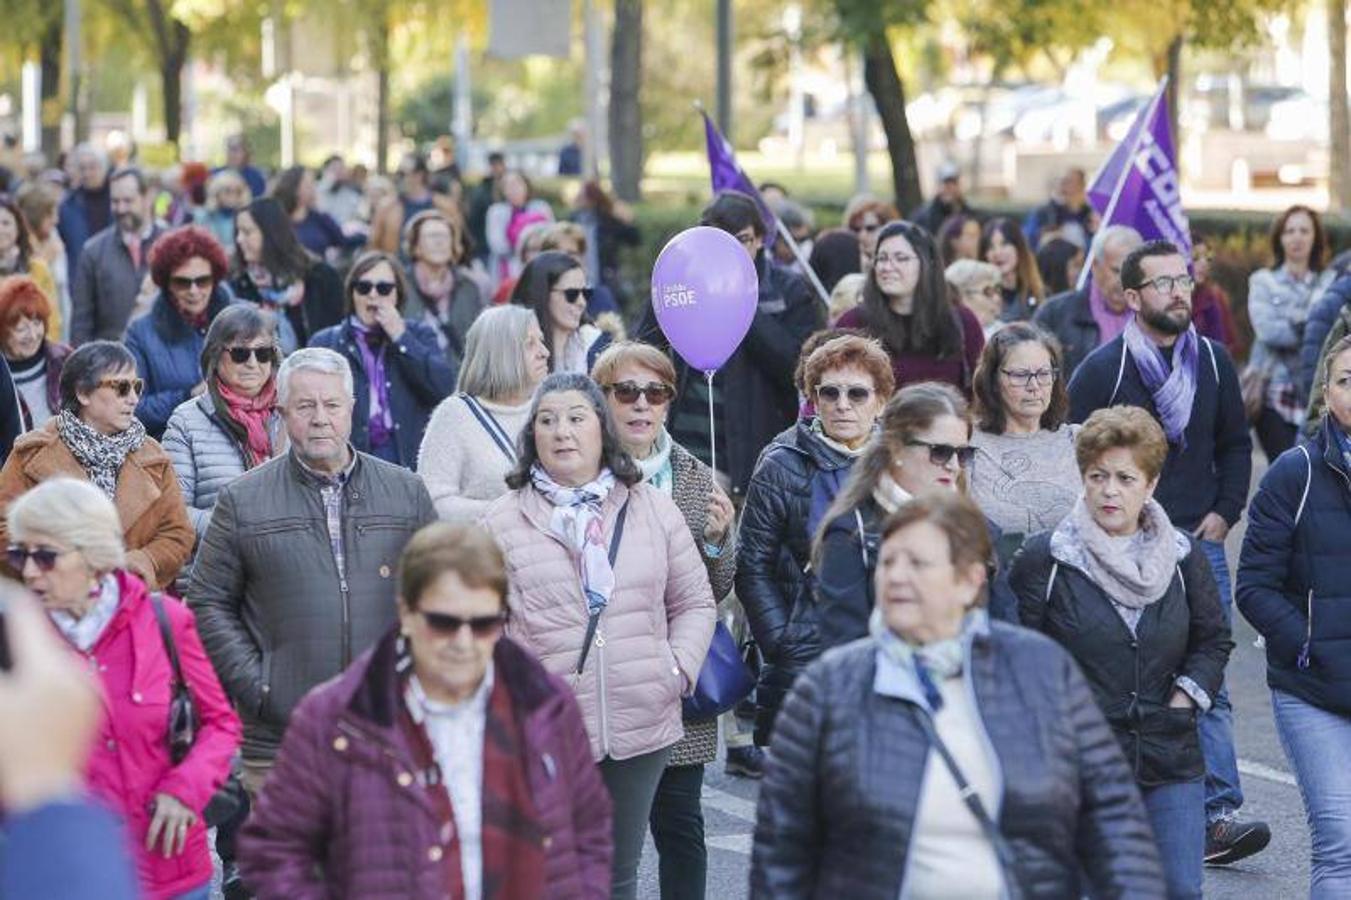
left=1108, top=340, right=1129, bottom=406
left=1294, top=444, right=1313, bottom=526
left=460, top=393, right=516, bottom=462
left=1045, top=561, right=1059, bottom=605
left=1203, top=337, right=1220, bottom=383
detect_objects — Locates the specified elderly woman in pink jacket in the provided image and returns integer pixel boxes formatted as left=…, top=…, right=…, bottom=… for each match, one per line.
left=482, top=371, right=716, bottom=900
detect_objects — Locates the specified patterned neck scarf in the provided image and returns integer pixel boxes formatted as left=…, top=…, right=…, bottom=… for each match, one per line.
left=217, top=379, right=277, bottom=467
left=635, top=428, right=674, bottom=494
left=1050, top=497, right=1187, bottom=612
left=528, top=464, right=618, bottom=614
left=870, top=606, right=977, bottom=711
left=1123, top=317, right=1198, bottom=447
left=56, top=409, right=146, bottom=497
left=349, top=316, right=395, bottom=449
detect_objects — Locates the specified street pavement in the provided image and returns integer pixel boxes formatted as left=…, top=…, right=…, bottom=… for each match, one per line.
left=636, top=449, right=1314, bottom=899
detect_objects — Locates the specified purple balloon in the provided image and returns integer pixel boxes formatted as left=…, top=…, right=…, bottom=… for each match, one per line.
left=650, top=226, right=759, bottom=373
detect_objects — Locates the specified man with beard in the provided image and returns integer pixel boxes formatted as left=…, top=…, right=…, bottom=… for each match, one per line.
left=1068, top=239, right=1270, bottom=869
left=70, top=167, right=165, bottom=343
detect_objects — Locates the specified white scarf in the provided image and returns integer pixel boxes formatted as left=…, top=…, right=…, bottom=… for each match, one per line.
left=635, top=428, right=674, bottom=493
left=872, top=470, right=914, bottom=515
left=48, top=574, right=121, bottom=652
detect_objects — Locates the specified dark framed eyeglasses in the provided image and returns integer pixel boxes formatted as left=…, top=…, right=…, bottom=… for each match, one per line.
left=1136, top=274, right=1194, bottom=295
left=906, top=440, right=975, bottom=468
left=1000, top=367, right=1058, bottom=388
left=555, top=286, right=595, bottom=305
left=225, top=346, right=278, bottom=365
left=169, top=274, right=214, bottom=291
left=420, top=610, right=508, bottom=638
left=816, top=384, right=874, bottom=405
left=6, top=544, right=66, bottom=573
left=353, top=279, right=398, bottom=297
left=98, top=377, right=144, bottom=398
left=604, top=381, right=676, bottom=406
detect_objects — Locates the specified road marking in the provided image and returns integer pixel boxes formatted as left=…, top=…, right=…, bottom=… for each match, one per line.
left=702, top=785, right=758, bottom=823
left=1238, top=758, right=1298, bottom=788
left=707, top=833, right=754, bottom=855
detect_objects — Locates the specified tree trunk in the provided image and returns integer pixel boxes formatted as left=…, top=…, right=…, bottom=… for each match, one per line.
left=1165, top=34, right=1182, bottom=168
left=39, top=12, right=62, bottom=156
left=862, top=32, right=921, bottom=214
left=608, top=0, right=643, bottom=201
left=159, top=22, right=188, bottom=157
left=374, top=8, right=391, bottom=175
left=1331, top=0, right=1350, bottom=212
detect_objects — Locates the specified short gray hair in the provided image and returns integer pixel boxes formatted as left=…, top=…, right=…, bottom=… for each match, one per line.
left=456, top=306, right=537, bottom=402
left=8, top=478, right=126, bottom=572
left=1089, top=225, right=1143, bottom=265
left=201, top=305, right=280, bottom=381
left=276, top=347, right=354, bottom=407
left=944, top=259, right=1000, bottom=294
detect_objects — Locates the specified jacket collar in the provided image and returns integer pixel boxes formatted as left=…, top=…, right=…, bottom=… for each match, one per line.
left=1318, top=416, right=1351, bottom=481
left=872, top=609, right=992, bottom=710
left=150, top=287, right=231, bottom=341
left=21, top=421, right=164, bottom=528
left=772, top=420, right=854, bottom=472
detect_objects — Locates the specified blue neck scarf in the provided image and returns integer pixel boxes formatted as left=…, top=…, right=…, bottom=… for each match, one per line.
left=1123, top=318, right=1198, bottom=447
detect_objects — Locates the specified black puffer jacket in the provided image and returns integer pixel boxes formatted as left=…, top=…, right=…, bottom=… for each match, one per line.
left=736, top=422, right=855, bottom=745
left=1010, top=531, right=1232, bottom=786
left=751, top=621, right=1165, bottom=899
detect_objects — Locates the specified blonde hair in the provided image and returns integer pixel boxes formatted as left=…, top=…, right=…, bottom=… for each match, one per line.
left=456, top=305, right=539, bottom=401
left=7, top=478, right=126, bottom=572
left=944, top=259, right=1000, bottom=295
left=590, top=341, right=677, bottom=388
left=828, top=273, right=866, bottom=325
left=1075, top=406, right=1169, bottom=481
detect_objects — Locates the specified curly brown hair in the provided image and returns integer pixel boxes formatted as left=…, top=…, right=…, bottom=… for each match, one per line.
left=1075, top=406, right=1168, bottom=481
left=149, top=225, right=229, bottom=290
left=802, top=334, right=895, bottom=400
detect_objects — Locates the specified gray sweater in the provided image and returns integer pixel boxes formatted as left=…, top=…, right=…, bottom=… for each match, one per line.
left=969, top=424, right=1081, bottom=536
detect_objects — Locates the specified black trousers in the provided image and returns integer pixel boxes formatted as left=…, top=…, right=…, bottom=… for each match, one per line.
left=1255, top=405, right=1297, bottom=463
left=648, top=763, right=707, bottom=900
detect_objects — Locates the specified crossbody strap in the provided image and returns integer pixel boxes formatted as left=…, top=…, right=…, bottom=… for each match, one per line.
left=460, top=393, right=516, bottom=462
left=575, top=499, right=630, bottom=675
left=148, top=592, right=188, bottom=693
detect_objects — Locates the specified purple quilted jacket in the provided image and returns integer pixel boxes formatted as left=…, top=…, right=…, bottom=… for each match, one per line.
left=238, top=632, right=613, bottom=899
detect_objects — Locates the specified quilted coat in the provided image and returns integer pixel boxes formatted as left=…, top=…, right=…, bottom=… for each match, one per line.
left=480, top=479, right=716, bottom=761
left=238, top=632, right=612, bottom=900
left=125, top=288, right=234, bottom=438
left=751, top=620, right=1165, bottom=899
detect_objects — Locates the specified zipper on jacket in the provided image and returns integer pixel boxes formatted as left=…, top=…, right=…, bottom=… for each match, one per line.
left=1298, top=590, right=1314, bottom=670
left=340, top=577, right=352, bottom=667
left=596, top=625, right=610, bottom=757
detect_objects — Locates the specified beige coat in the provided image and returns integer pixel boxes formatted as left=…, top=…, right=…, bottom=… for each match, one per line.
left=481, top=480, right=716, bottom=762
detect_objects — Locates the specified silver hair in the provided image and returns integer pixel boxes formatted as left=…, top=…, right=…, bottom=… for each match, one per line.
left=456, top=305, right=538, bottom=402
left=72, top=143, right=108, bottom=168
left=276, top=347, right=354, bottom=407
left=1089, top=225, right=1144, bottom=265
left=7, top=478, right=126, bottom=573
left=944, top=259, right=1001, bottom=293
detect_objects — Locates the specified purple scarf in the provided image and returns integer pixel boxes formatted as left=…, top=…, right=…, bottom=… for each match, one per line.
left=1123, top=317, right=1198, bottom=447
left=1089, top=282, right=1132, bottom=345
left=349, top=316, right=394, bottom=449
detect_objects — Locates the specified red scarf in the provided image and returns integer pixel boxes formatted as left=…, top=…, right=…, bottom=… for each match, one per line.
left=217, top=380, right=276, bottom=467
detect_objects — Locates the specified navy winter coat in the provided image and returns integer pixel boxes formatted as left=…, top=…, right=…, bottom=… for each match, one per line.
left=308, top=318, right=456, bottom=468
left=1237, top=416, right=1351, bottom=717
left=1297, top=273, right=1351, bottom=401
left=126, top=289, right=234, bottom=438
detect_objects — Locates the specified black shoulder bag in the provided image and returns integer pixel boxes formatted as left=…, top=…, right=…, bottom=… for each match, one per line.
left=575, top=500, right=630, bottom=675
left=149, top=593, right=246, bottom=828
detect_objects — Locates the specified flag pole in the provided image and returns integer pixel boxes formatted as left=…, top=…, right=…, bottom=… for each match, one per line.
left=776, top=219, right=831, bottom=308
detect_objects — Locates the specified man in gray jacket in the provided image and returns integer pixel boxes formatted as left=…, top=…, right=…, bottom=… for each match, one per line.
left=69, top=167, right=165, bottom=344
left=188, top=347, right=436, bottom=794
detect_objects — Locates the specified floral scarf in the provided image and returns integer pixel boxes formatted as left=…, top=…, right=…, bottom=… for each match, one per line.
left=1050, top=497, right=1188, bottom=614
left=349, top=316, right=395, bottom=450
left=529, top=464, right=618, bottom=614
left=217, top=380, right=277, bottom=467
left=56, top=409, right=146, bottom=497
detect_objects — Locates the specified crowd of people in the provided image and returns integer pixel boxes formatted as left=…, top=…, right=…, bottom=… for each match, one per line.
left=0, top=137, right=1350, bottom=900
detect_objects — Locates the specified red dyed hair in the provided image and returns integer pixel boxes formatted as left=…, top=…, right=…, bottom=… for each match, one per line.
left=148, top=225, right=229, bottom=290
left=0, top=276, right=52, bottom=335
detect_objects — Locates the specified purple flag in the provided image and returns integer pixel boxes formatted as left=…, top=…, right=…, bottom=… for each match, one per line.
left=1093, top=78, right=1191, bottom=256
left=702, top=110, right=777, bottom=245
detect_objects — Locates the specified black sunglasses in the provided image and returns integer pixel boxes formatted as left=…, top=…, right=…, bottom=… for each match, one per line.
left=225, top=346, right=277, bottom=365
left=907, top=440, right=975, bottom=468
left=99, top=377, right=144, bottom=398
left=420, top=610, right=508, bottom=638
left=816, top=384, right=874, bottom=405
left=169, top=274, right=214, bottom=291
left=353, top=279, right=398, bottom=297
left=556, top=287, right=595, bottom=305
left=6, top=544, right=64, bottom=573
left=605, top=381, right=675, bottom=405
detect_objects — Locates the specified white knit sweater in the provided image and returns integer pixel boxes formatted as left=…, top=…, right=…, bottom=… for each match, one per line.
left=417, top=394, right=532, bottom=524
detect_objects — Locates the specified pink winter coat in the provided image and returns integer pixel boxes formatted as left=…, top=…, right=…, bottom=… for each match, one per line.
left=77, top=570, right=242, bottom=899
left=481, top=480, right=716, bottom=761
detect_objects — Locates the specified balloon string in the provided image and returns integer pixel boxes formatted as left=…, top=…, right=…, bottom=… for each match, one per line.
left=706, top=369, right=716, bottom=479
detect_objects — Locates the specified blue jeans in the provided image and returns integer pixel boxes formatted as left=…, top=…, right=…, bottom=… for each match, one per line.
left=1198, top=539, right=1244, bottom=821
left=1272, top=689, right=1351, bottom=897
left=1142, top=779, right=1206, bottom=900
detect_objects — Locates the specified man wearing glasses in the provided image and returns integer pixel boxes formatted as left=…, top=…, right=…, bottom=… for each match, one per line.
left=1067, top=239, right=1268, bottom=868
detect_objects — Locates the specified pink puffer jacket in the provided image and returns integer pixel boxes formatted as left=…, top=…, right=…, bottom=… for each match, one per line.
left=482, top=480, right=716, bottom=761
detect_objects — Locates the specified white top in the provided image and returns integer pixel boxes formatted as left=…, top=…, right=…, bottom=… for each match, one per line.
left=406, top=664, right=494, bottom=900
left=418, top=394, right=532, bottom=523
left=968, top=424, right=1081, bottom=536
left=904, top=676, right=1003, bottom=900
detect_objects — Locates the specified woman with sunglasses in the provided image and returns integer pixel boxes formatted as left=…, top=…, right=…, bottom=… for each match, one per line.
left=968, top=323, right=1081, bottom=564
left=163, top=305, right=286, bottom=566
left=228, top=197, right=344, bottom=350
left=240, top=522, right=613, bottom=899
left=124, top=226, right=235, bottom=440
left=0, top=341, right=194, bottom=590
left=481, top=372, right=715, bottom=900
left=308, top=250, right=455, bottom=468
left=980, top=217, right=1046, bottom=323
left=6, top=477, right=241, bottom=900
left=814, top=382, right=1009, bottom=649
left=1009, top=407, right=1232, bottom=899
left=0, top=274, right=72, bottom=431
left=591, top=340, right=736, bottom=900
left=739, top=335, right=894, bottom=746
left=511, top=250, right=611, bottom=376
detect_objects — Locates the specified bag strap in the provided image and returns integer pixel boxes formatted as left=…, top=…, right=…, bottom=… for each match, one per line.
left=1203, top=337, right=1220, bottom=384
left=1108, top=339, right=1129, bottom=406
left=148, top=592, right=188, bottom=694
left=908, top=705, right=1021, bottom=883
left=1295, top=444, right=1313, bottom=526
left=460, top=393, right=516, bottom=462
left=575, top=499, right=630, bottom=675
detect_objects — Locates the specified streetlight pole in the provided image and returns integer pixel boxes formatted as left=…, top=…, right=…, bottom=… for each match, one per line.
left=716, top=0, right=733, bottom=141
left=63, top=0, right=83, bottom=146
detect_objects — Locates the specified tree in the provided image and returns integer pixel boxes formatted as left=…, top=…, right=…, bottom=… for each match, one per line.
left=1331, top=0, right=1350, bottom=212
left=0, top=0, right=65, bottom=154
left=609, top=0, right=643, bottom=201
left=99, top=0, right=190, bottom=155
